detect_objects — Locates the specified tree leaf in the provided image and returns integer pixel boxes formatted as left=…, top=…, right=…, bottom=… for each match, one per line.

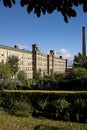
left=3, top=0, right=14, bottom=8
left=72, top=0, right=79, bottom=6
left=3, top=0, right=7, bottom=7
left=12, top=0, right=15, bottom=4
left=2, top=0, right=86, bottom=23
left=3, top=0, right=16, bottom=7
left=41, top=7, right=46, bottom=15
left=83, top=4, right=87, bottom=12
left=67, top=0, right=73, bottom=7
left=34, top=7, right=41, bottom=17
left=20, top=0, right=29, bottom=7
left=47, top=7, right=53, bottom=14
left=64, top=14, right=68, bottom=23
left=27, top=5, right=33, bottom=14
left=78, top=0, right=83, bottom=4
left=67, top=8, right=77, bottom=17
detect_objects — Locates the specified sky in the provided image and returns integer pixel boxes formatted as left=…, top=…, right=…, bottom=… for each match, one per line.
left=0, top=1, right=87, bottom=66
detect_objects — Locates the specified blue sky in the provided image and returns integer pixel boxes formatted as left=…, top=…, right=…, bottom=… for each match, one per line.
left=0, top=1, right=87, bottom=65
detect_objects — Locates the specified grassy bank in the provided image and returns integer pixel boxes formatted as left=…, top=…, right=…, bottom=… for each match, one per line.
left=0, top=111, right=87, bottom=130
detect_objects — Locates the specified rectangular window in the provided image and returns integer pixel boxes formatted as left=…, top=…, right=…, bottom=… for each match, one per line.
left=1, top=52, right=4, bottom=56
left=2, top=59, right=4, bottom=64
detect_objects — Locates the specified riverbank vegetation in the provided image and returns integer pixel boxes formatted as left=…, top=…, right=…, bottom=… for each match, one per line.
left=0, top=91, right=87, bottom=123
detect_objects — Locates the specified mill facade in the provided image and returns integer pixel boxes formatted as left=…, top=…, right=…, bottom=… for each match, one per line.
left=0, top=44, right=67, bottom=78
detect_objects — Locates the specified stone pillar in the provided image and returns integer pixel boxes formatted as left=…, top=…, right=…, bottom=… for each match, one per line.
left=32, top=44, right=39, bottom=78
left=50, top=50, right=54, bottom=75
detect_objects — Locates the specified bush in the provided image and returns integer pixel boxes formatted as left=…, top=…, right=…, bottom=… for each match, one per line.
left=0, top=80, right=17, bottom=90
left=45, top=98, right=70, bottom=120
left=37, top=99, right=48, bottom=111
left=54, top=98, right=70, bottom=120
left=11, top=101, right=33, bottom=117
left=30, top=93, right=87, bottom=123
left=67, top=67, right=87, bottom=80
left=0, top=92, right=87, bottom=123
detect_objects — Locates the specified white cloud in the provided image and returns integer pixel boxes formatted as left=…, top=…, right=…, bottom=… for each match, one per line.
left=55, top=48, right=74, bottom=65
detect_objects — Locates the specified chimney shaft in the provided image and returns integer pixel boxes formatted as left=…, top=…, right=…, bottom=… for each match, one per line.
left=82, top=26, right=86, bottom=57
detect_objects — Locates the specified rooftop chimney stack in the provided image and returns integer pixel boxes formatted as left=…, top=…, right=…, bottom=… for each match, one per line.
left=82, top=26, right=86, bottom=57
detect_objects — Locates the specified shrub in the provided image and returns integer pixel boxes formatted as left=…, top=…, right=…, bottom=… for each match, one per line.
left=68, top=67, right=87, bottom=80
left=37, top=99, right=48, bottom=111
left=0, top=92, right=87, bottom=123
left=53, top=73, right=65, bottom=81
left=12, top=101, right=33, bottom=117
left=54, top=98, right=70, bottom=120
left=45, top=98, right=70, bottom=120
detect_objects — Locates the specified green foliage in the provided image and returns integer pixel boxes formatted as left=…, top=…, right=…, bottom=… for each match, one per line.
left=31, top=92, right=87, bottom=122
left=0, top=80, right=16, bottom=90
left=7, top=55, right=19, bottom=76
left=0, top=92, right=87, bottom=123
left=68, top=67, right=87, bottom=80
left=12, top=101, right=33, bottom=117
left=17, top=70, right=27, bottom=86
left=0, top=58, right=19, bottom=90
left=54, top=98, right=70, bottom=120
left=2, top=0, right=87, bottom=22
left=53, top=73, right=65, bottom=81
left=4, top=80, right=17, bottom=90
left=17, top=70, right=27, bottom=81
left=73, top=52, right=87, bottom=68
left=31, top=72, right=65, bottom=90
left=33, top=72, right=41, bottom=80
left=0, top=92, right=33, bottom=117
left=25, top=79, right=32, bottom=87
left=56, top=98, right=70, bottom=111
left=37, top=98, right=48, bottom=111
left=0, top=63, right=11, bottom=80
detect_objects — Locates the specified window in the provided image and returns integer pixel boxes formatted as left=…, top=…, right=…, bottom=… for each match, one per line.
left=1, top=52, right=4, bottom=56
left=22, top=61, right=23, bottom=65
left=2, top=59, right=4, bottom=64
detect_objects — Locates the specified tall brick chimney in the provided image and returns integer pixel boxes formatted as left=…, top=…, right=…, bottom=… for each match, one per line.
left=82, top=26, right=86, bottom=57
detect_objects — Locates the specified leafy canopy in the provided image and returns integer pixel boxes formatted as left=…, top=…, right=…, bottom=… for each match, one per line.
left=73, top=52, right=87, bottom=69
left=68, top=67, right=87, bottom=80
left=17, top=70, right=27, bottom=82
left=7, top=55, right=19, bottom=75
left=0, top=63, right=12, bottom=79
left=2, top=0, right=87, bottom=22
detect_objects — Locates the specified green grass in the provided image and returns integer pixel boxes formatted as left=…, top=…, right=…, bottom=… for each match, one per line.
left=0, top=111, right=87, bottom=130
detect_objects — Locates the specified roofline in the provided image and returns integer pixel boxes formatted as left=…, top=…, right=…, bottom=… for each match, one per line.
left=0, top=44, right=32, bottom=54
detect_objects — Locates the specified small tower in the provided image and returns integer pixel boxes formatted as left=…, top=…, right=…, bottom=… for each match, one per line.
left=50, top=50, right=54, bottom=76
left=32, top=44, right=39, bottom=78
left=32, top=44, right=39, bottom=52
left=82, top=26, right=86, bottom=57
left=50, top=50, right=54, bottom=56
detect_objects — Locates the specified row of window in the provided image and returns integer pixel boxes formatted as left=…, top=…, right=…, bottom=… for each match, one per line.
left=19, top=61, right=32, bottom=66
left=1, top=51, right=32, bottom=60
left=54, top=64, right=66, bottom=66
left=20, top=67, right=32, bottom=71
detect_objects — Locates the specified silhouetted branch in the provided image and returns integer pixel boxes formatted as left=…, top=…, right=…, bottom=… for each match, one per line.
left=2, top=0, right=87, bottom=22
